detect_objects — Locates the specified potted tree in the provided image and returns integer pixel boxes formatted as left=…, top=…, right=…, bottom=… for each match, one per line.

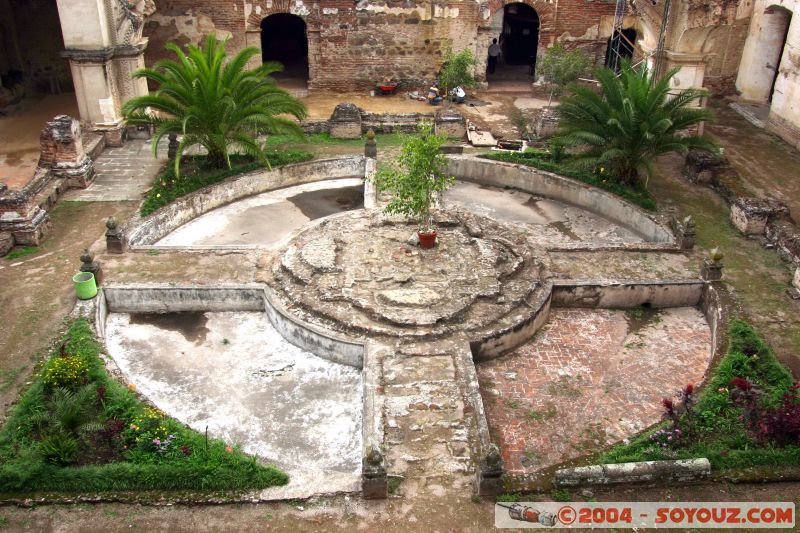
left=371, top=124, right=455, bottom=249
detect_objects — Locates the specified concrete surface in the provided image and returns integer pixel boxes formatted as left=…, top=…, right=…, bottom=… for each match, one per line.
left=157, top=178, right=364, bottom=248
left=443, top=181, right=647, bottom=246
left=104, top=311, right=363, bottom=498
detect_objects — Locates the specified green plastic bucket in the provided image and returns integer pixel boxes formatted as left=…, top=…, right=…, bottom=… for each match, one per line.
left=72, top=272, right=97, bottom=300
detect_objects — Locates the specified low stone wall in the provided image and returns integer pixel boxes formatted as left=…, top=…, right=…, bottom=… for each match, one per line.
left=301, top=111, right=434, bottom=136
left=125, top=156, right=367, bottom=247
left=98, top=284, right=365, bottom=369
left=552, top=280, right=705, bottom=308
left=554, top=459, right=712, bottom=487
left=470, top=283, right=553, bottom=362
left=445, top=156, right=674, bottom=245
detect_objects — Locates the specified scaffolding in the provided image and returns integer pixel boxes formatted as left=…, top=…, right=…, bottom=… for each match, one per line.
left=606, top=0, right=671, bottom=79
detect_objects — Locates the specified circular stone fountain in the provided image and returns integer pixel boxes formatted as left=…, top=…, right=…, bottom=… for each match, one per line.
left=265, top=207, right=551, bottom=342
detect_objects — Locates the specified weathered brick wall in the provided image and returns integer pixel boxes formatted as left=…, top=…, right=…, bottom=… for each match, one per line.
left=142, top=0, right=620, bottom=91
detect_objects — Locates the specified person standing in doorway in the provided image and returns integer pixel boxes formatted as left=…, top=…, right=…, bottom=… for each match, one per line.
left=488, top=38, right=501, bottom=75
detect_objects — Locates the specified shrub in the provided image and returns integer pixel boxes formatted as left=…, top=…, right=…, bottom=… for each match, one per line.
left=42, top=355, right=88, bottom=389
left=39, top=434, right=79, bottom=466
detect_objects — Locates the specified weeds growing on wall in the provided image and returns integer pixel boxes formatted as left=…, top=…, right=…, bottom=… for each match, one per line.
left=600, top=320, right=800, bottom=470
left=0, top=318, right=288, bottom=494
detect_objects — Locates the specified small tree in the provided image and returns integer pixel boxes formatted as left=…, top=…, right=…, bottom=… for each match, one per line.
left=538, top=43, right=589, bottom=106
left=558, top=60, right=717, bottom=186
left=439, top=46, right=477, bottom=105
left=372, top=123, right=455, bottom=233
left=123, top=35, right=307, bottom=177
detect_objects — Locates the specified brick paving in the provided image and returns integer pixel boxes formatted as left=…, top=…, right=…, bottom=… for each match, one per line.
left=65, top=138, right=167, bottom=202
left=477, top=307, right=712, bottom=475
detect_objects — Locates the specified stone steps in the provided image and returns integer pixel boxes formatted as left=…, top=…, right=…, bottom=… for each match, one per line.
left=380, top=346, right=479, bottom=496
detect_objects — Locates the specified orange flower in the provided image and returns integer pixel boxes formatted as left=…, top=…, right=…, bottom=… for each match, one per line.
left=127, top=383, right=136, bottom=390
left=225, top=446, right=233, bottom=453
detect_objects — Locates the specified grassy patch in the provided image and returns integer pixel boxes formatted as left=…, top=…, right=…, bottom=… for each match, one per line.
left=263, top=132, right=405, bottom=149
left=140, top=150, right=313, bottom=217
left=600, top=320, right=799, bottom=471
left=480, top=149, right=657, bottom=211
left=4, top=247, right=38, bottom=261
left=0, top=319, right=287, bottom=494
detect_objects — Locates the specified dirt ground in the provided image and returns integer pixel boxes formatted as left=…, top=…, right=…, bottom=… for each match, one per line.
left=1, top=94, right=799, bottom=531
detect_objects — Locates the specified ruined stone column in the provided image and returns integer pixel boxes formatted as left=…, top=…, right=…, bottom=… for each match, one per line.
left=55, top=0, right=154, bottom=145
left=39, top=115, right=95, bottom=189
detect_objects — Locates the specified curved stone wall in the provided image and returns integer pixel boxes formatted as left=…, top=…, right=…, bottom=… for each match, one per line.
left=125, top=156, right=367, bottom=247
left=444, top=155, right=675, bottom=245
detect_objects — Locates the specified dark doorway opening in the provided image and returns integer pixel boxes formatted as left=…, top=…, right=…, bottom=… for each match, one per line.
left=502, top=3, right=539, bottom=74
left=260, top=13, right=308, bottom=82
left=768, top=9, right=791, bottom=102
left=604, top=28, right=637, bottom=72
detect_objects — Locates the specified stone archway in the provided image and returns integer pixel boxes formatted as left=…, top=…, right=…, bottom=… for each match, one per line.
left=604, top=28, right=637, bottom=71
left=737, top=4, right=793, bottom=103
left=486, top=2, right=542, bottom=80
left=260, top=13, right=309, bottom=84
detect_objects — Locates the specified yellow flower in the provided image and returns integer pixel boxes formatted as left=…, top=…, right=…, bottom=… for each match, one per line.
left=128, top=383, right=136, bottom=390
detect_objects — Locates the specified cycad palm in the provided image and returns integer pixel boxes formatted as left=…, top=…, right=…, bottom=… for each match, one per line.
left=557, top=61, right=717, bottom=185
left=123, top=35, right=307, bottom=176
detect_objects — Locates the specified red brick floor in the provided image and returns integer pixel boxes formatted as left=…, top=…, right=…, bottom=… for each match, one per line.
left=476, top=308, right=712, bottom=474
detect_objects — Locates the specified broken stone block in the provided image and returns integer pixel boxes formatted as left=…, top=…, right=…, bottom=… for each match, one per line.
left=330, top=103, right=363, bottom=139
left=730, top=197, right=787, bottom=236
left=0, top=231, right=13, bottom=257
left=683, top=149, right=726, bottom=184
left=534, top=107, right=559, bottom=139
left=794, top=267, right=800, bottom=290
left=434, top=107, right=466, bottom=139
left=39, top=115, right=96, bottom=189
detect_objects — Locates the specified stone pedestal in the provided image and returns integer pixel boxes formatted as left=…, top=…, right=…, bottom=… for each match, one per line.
left=364, top=129, right=377, bottom=158
left=330, top=103, right=363, bottom=139
left=361, top=445, right=388, bottom=499
left=474, top=444, right=504, bottom=497
left=40, top=115, right=95, bottom=189
left=669, top=215, right=696, bottom=250
left=701, top=249, right=724, bottom=282
left=80, top=249, right=103, bottom=286
left=730, top=197, right=788, bottom=236
left=534, top=107, right=559, bottom=139
left=105, top=216, right=126, bottom=254
left=434, top=108, right=466, bottom=139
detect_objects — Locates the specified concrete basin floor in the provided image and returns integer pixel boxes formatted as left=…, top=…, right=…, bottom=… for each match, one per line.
left=444, top=181, right=646, bottom=245
left=104, top=311, right=363, bottom=497
left=156, top=178, right=364, bottom=247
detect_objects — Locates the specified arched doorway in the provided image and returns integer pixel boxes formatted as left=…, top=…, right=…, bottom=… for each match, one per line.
left=737, top=5, right=793, bottom=103
left=260, top=13, right=309, bottom=84
left=489, top=2, right=540, bottom=80
left=604, top=28, right=637, bottom=72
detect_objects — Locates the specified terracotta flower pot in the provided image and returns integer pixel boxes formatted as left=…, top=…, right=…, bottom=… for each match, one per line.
left=418, top=230, right=437, bottom=249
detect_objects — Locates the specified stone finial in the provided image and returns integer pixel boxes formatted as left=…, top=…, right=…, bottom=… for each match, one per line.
left=168, top=133, right=179, bottom=160
left=365, top=128, right=377, bottom=159
left=475, top=443, right=504, bottom=497
left=79, top=248, right=102, bottom=285
left=670, top=214, right=696, bottom=250
left=362, top=443, right=388, bottom=499
left=701, top=247, right=724, bottom=282
left=105, top=216, right=126, bottom=254
left=683, top=215, right=695, bottom=229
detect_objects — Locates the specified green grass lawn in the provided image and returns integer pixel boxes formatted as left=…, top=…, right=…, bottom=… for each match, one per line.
left=0, top=318, right=287, bottom=494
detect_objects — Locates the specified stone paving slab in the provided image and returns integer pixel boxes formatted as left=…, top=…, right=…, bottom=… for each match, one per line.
left=65, top=138, right=167, bottom=202
left=477, top=307, right=712, bottom=478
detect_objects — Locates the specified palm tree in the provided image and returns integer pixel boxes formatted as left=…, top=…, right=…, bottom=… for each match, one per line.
left=557, top=61, right=717, bottom=186
left=123, top=35, right=307, bottom=176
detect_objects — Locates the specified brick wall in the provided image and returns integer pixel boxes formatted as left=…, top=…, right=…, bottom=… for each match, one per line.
left=142, top=0, right=619, bottom=91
